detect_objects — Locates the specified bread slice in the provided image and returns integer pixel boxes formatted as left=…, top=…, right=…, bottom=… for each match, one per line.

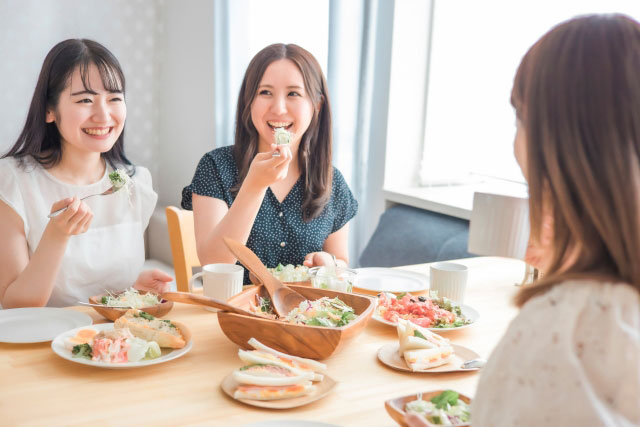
left=403, top=346, right=454, bottom=371
left=233, top=364, right=314, bottom=386
left=234, top=382, right=315, bottom=401
left=114, top=309, right=188, bottom=348
left=239, top=349, right=324, bottom=381
left=248, top=338, right=327, bottom=374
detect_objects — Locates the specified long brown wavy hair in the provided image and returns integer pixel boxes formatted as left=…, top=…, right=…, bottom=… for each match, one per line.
left=231, top=43, right=333, bottom=222
left=512, top=14, right=640, bottom=306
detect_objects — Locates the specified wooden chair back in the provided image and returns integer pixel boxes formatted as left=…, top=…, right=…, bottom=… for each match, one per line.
left=166, top=206, right=201, bottom=292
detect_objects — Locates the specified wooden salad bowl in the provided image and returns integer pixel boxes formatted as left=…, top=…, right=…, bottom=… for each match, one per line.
left=384, top=390, right=472, bottom=427
left=217, top=284, right=375, bottom=360
left=88, top=291, right=173, bottom=322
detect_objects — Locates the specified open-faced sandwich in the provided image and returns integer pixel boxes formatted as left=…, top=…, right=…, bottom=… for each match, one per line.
left=114, top=309, right=189, bottom=349
left=233, top=338, right=327, bottom=401
left=397, top=318, right=454, bottom=371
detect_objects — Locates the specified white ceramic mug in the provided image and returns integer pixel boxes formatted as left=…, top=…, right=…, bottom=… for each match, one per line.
left=188, top=264, right=244, bottom=312
left=429, top=262, right=468, bottom=303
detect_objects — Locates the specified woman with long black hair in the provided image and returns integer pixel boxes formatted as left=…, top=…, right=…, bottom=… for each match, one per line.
left=0, top=39, right=171, bottom=308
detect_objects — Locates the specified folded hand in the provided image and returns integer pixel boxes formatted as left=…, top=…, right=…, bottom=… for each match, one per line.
left=134, top=269, right=173, bottom=294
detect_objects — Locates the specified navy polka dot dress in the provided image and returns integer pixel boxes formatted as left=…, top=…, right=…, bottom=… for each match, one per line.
left=182, top=146, right=358, bottom=283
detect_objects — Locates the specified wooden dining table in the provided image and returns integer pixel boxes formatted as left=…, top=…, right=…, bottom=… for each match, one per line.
left=0, top=257, right=524, bottom=426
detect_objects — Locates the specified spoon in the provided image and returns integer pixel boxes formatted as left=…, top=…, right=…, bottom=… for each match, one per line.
left=48, top=185, right=120, bottom=218
left=223, top=237, right=307, bottom=317
left=161, top=291, right=263, bottom=318
left=77, top=301, right=133, bottom=309
left=460, top=358, right=487, bottom=370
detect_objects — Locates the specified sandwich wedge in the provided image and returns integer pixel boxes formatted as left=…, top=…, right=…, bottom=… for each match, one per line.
left=114, top=309, right=189, bottom=348
left=397, top=318, right=454, bottom=370
left=247, top=338, right=327, bottom=381
left=234, top=382, right=315, bottom=401
left=233, top=363, right=314, bottom=386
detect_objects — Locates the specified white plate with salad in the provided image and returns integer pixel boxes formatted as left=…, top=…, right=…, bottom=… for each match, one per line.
left=51, top=323, right=192, bottom=369
left=372, top=292, right=479, bottom=332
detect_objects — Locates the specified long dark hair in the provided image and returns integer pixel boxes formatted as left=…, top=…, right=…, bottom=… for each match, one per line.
left=232, top=43, right=333, bottom=222
left=3, top=39, right=134, bottom=173
left=511, top=14, right=640, bottom=306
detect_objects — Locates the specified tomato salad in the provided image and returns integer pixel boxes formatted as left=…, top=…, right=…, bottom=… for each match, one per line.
left=375, top=292, right=471, bottom=328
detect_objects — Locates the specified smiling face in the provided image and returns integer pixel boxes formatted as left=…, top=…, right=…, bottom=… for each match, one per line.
left=250, top=59, right=314, bottom=153
left=46, top=63, right=126, bottom=157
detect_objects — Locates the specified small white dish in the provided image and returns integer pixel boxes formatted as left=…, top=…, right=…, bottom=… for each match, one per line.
left=0, top=307, right=92, bottom=343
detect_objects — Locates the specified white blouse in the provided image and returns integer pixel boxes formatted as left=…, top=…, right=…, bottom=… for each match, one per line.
left=472, top=280, right=640, bottom=426
left=0, top=156, right=157, bottom=307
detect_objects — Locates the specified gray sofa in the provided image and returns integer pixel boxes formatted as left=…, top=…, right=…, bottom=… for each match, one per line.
left=359, top=204, right=473, bottom=267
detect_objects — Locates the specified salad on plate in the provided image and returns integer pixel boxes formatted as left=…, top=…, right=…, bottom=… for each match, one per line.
left=405, top=390, right=471, bottom=425
left=375, top=292, right=472, bottom=328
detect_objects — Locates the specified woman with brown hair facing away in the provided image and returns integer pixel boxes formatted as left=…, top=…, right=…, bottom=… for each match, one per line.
left=182, top=44, right=357, bottom=282
left=470, top=14, right=640, bottom=426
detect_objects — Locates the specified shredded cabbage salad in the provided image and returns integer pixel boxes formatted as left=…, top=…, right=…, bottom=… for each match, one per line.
left=405, top=390, right=471, bottom=425
left=100, top=288, right=160, bottom=309
left=309, top=266, right=356, bottom=293
left=285, top=297, right=357, bottom=327
left=268, top=264, right=310, bottom=282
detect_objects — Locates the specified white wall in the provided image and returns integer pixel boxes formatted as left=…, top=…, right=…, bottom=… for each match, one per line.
left=156, top=0, right=216, bottom=207
left=0, top=0, right=164, bottom=179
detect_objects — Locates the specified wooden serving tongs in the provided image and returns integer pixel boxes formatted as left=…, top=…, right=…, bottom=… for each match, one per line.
left=223, top=237, right=307, bottom=317
left=161, top=291, right=263, bottom=318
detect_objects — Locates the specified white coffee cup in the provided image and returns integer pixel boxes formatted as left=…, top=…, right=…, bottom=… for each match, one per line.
left=429, top=262, right=468, bottom=303
left=188, top=264, right=244, bottom=311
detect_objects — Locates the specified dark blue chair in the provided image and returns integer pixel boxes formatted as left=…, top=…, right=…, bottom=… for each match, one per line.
left=358, top=204, right=473, bottom=267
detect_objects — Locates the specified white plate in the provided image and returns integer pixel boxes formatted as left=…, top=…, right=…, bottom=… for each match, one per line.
left=378, top=342, right=482, bottom=373
left=221, top=373, right=337, bottom=409
left=0, top=307, right=93, bottom=343
left=51, top=323, right=192, bottom=368
left=372, top=304, right=480, bottom=332
left=354, top=268, right=429, bottom=294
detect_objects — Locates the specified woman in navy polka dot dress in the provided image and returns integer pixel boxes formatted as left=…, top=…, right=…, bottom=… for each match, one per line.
left=182, top=44, right=357, bottom=283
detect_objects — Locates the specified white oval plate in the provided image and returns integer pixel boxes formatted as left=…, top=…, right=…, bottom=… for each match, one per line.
left=354, top=268, right=429, bottom=294
left=0, top=307, right=93, bottom=343
left=372, top=304, right=480, bottom=332
left=51, top=323, right=192, bottom=368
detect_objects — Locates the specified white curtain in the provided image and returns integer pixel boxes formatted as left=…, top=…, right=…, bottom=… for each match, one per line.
left=328, top=0, right=395, bottom=265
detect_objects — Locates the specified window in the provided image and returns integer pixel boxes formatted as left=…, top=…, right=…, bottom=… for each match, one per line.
left=420, top=0, right=640, bottom=185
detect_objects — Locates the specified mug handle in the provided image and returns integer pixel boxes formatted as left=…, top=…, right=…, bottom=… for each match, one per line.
left=188, top=271, right=205, bottom=293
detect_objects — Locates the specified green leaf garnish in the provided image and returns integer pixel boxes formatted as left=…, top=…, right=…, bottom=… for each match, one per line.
left=414, top=330, right=427, bottom=340
left=430, top=390, right=459, bottom=409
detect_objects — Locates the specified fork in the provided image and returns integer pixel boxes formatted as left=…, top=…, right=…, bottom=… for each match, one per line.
left=47, top=185, right=119, bottom=218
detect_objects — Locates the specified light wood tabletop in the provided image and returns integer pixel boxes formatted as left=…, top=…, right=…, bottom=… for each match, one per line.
left=0, top=257, right=524, bottom=427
